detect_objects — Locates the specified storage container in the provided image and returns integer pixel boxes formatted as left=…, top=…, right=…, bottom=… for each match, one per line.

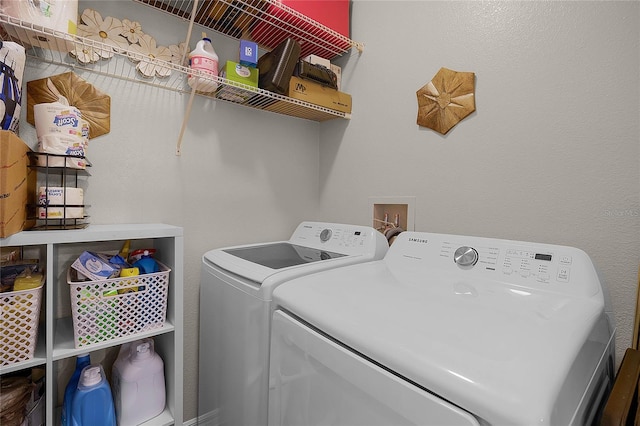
left=62, top=353, right=91, bottom=426
left=0, top=284, right=43, bottom=366
left=250, top=0, right=350, bottom=59
left=67, top=262, right=170, bottom=348
left=70, top=364, right=116, bottom=426
left=257, top=38, right=301, bottom=95
left=112, top=338, right=166, bottom=425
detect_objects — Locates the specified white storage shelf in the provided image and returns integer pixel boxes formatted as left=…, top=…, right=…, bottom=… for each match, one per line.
left=0, top=223, right=184, bottom=426
left=0, top=0, right=362, bottom=122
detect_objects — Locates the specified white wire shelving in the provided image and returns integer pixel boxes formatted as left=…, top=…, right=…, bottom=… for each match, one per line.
left=0, top=1, right=363, bottom=153
left=134, top=0, right=363, bottom=59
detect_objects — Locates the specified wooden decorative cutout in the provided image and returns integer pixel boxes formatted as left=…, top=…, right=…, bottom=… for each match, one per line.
left=416, top=67, right=476, bottom=135
left=27, top=72, right=111, bottom=139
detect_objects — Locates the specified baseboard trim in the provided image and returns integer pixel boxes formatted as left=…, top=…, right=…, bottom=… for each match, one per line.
left=183, top=409, right=218, bottom=426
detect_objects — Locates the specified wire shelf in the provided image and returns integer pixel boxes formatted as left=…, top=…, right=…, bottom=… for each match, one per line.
left=0, top=12, right=350, bottom=123
left=134, top=0, right=363, bottom=59
left=26, top=152, right=90, bottom=231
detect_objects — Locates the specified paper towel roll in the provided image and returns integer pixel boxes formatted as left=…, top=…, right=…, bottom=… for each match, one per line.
left=0, top=41, right=25, bottom=134
left=0, top=0, right=78, bottom=40
left=34, top=102, right=87, bottom=169
left=38, top=186, right=84, bottom=219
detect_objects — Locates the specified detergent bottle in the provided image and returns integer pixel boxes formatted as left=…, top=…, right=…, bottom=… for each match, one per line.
left=132, top=250, right=160, bottom=274
left=61, top=353, right=90, bottom=426
left=112, top=338, right=166, bottom=425
left=70, top=364, right=116, bottom=426
left=188, top=35, right=219, bottom=93
left=12, top=267, right=44, bottom=291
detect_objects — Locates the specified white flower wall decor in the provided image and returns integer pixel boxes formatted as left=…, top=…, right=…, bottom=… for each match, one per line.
left=73, top=8, right=187, bottom=79
left=77, top=9, right=128, bottom=59
left=128, top=34, right=172, bottom=78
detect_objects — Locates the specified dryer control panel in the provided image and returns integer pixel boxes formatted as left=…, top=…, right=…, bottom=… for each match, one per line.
left=386, top=231, right=601, bottom=297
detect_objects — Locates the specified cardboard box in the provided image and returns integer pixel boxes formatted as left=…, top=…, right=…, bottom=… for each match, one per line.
left=303, top=54, right=331, bottom=69
left=240, top=40, right=258, bottom=67
left=0, top=131, right=35, bottom=238
left=330, top=63, right=342, bottom=90
left=250, top=0, right=350, bottom=59
left=71, top=251, right=121, bottom=281
left=288, top=76, right=352, bottom=114
left=217, top=61, right=259, bottom=103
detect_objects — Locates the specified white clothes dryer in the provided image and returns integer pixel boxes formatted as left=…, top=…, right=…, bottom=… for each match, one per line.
left=268, top=231, right=616, bottom=426
left=198, top=221, right=388, bottom=426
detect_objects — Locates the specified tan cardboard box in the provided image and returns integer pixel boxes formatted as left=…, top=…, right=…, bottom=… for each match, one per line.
left=1, top=131, right=35, bottom=238
left=287, top=76, right=352, bottom=114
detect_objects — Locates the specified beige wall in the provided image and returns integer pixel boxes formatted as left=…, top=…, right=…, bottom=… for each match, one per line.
left=20, top=0, right=322, bottom=420
left=19, top=0, right=639, bottom=422
left=320, top=0, right=639, bottom=381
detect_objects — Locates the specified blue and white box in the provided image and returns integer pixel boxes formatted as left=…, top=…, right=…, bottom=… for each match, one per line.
left=72, top=251, right=120, bottom=281
left=239, top=40, right=258, bottom=67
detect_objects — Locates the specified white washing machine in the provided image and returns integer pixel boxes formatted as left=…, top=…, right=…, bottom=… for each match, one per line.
left=268, top=231, right=616, bottom=426
left=198, top=221, right=388, bottom=426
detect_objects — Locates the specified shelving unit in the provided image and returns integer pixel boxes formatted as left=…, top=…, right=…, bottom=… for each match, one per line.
left=135, top=0, right=363, bottom=59
left=0, top=223, right=184, bottom=426
left=0, top=0, right=363, bottom=123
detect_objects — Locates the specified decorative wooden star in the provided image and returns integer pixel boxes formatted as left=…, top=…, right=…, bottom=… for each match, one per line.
left=416, top=68, right=476, bottom=135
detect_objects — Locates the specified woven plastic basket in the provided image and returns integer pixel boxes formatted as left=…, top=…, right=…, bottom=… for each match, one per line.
left=0, top=284, right=44, bottom=366
left=67, top=262, right=170, bottom=348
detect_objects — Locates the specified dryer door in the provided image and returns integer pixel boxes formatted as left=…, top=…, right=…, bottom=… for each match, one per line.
left=268, top=310, right=480, bottom=426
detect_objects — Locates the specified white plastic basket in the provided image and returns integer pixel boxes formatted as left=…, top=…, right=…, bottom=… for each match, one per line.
left=67, top=262, right=170, bottom=348
left=0, top=284, right=44, bottom=366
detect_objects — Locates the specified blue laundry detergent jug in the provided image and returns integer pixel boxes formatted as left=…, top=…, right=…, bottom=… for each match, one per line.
left=70, top=364, right=116, bottom=426
left=61, top=353, right=90, bottom=426
left=132, top=250, right=159, bottom=274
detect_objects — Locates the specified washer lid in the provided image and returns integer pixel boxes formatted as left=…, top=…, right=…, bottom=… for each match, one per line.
left=223, top=242, right=346, bottom=269
left=273, top=257, right=610, bottom=425
left=203, top=221, right=388, bottom=286
left=204, top=242, right=343, bottom=284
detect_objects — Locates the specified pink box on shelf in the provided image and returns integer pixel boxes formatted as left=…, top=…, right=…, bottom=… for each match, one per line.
left=250, top=0, right=350, bottom=59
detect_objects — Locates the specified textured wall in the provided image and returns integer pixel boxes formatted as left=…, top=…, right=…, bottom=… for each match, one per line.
left=21, top=1, right=321, bottom=420
left=19, top=0, right=639, bottom=422
left=320, top=1, right=639, bottom=369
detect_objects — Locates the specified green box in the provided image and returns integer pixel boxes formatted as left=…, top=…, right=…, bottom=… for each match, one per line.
left=216, top=61, right=259, bottom=103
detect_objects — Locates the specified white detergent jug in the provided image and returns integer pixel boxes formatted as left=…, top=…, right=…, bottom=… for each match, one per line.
left=187, top=36, right=219, bottom=93
left=112, top=338, right=166, bottom=426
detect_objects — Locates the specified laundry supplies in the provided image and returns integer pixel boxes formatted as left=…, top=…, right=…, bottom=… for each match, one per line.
left=61, top=353, right=90, bottom=426
left=112, top=338, right=166, bottom=425
left=188, top=36, right=219, bottom=93
left=70, top=364, right=116, bottom=426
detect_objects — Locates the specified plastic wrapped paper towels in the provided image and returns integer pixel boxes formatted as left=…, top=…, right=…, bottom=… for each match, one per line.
left=0, top=0, right=77, bottom=32
left=38, top=186, right=84, bottom=219
left=33, top=79, right=89, bottom=169
left=0, top=0, right=78, bottom=51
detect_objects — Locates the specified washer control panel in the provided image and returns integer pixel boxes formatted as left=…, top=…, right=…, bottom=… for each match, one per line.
left=288, top=222, right=388, bottom=255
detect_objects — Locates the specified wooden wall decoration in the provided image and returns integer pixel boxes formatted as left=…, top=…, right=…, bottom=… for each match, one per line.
left=27, top=72, right=111, bottom=139
left=416, top=67, right=476, bottom=135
